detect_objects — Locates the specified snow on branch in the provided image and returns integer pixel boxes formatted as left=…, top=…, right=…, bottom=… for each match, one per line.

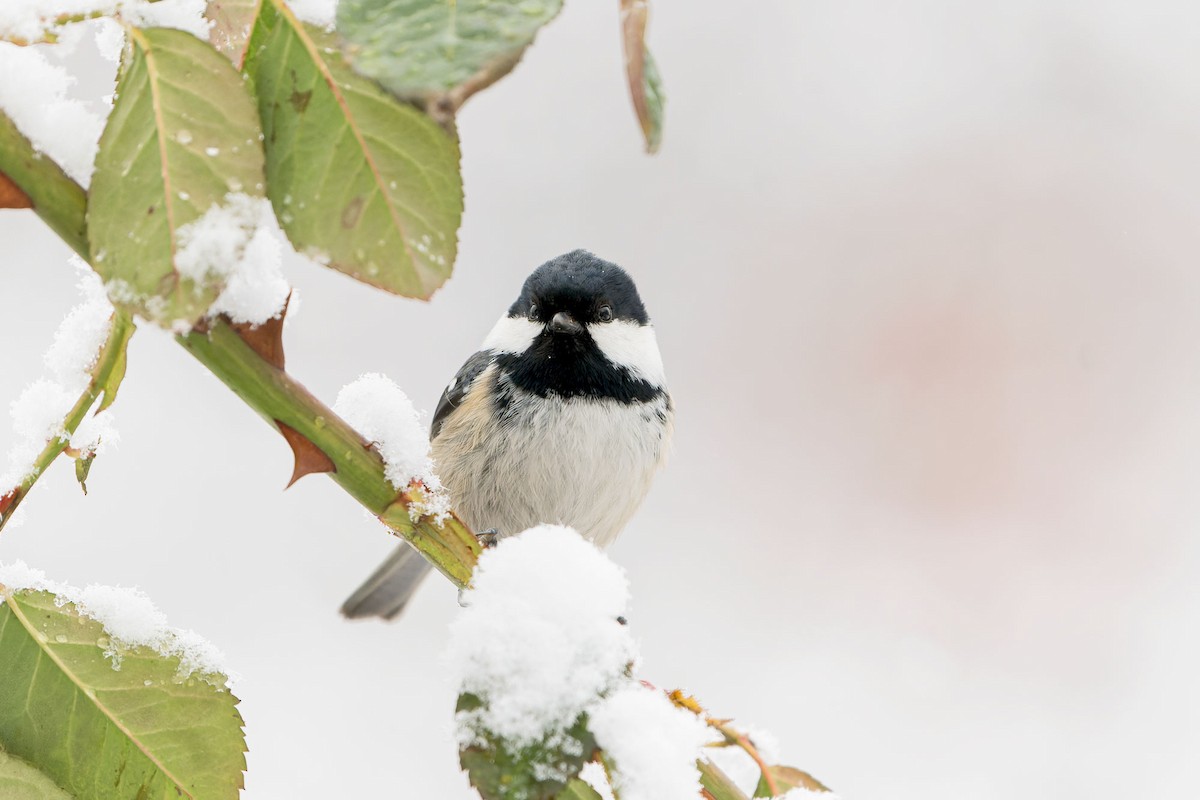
left=0, top=42, right=104, bottom=186
left=1, top=260, right=118, bottom=493
left=334, top=372, right=450, bottom=520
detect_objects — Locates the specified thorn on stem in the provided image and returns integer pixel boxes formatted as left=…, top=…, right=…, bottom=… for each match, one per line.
left=276, top=420, right=336, bottom=488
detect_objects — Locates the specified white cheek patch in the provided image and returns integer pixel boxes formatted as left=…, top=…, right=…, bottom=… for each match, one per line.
left=589, top=320, right=667, bottom=387
left=481, top=314, right=542, bottom=354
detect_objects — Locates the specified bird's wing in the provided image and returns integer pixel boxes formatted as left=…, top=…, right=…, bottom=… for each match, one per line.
left=431, top=350, right=496, bottom=440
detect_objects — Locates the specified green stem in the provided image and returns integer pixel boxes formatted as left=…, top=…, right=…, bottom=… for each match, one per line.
left=698, top=759, right=751, bottom=800
left=0, top=311, right=135, bottom=531
left=0, top=110, right=478, bottom=585
left=0, top=113, right=88, bottom=256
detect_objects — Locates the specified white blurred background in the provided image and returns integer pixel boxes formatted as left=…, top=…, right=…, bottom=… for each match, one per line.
left=3, top=1, right=1199, bottom=797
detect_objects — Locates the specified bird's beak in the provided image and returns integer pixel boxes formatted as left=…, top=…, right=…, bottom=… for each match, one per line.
left=549, top=311, right=583, bottom=335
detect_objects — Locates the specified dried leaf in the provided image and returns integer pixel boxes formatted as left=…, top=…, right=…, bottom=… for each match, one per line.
left=753, top=765, right=831, bottom=797
left=275, top=420, right=335, bottom=487
left=619, top=0, right=665, bottom=153
left=0, top=171, right=32, bottom=208
left=668, top=689, right=704, bottom=715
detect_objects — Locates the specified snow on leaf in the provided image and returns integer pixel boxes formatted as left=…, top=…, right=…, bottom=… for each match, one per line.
left=0, top=1, right=211, bottom=45
left=87, top=26, right=269, bottom=329
left=450, top=527, right=637, bottom=796
left=204, top=0, right=259, bottom=66
left=0, top=565, right=245, bottom=799
left=590, top=684, right=712, bottom=800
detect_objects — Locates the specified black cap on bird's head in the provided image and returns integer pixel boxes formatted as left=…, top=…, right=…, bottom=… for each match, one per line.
left=507, top=250, right=650, bottom=329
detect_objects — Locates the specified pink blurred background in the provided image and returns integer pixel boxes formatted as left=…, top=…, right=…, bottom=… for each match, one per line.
left=3, top=1, right=1197, bottom=796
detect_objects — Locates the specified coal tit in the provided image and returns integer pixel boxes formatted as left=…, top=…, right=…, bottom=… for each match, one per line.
left=342, top=249, right=673, bottom=619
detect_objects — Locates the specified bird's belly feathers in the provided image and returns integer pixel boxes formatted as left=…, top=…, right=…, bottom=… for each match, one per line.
left=431, top=368, right=671, bottom=547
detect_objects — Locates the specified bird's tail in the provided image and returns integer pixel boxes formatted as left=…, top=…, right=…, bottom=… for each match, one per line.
left=341, top=543, right=433, bottom=620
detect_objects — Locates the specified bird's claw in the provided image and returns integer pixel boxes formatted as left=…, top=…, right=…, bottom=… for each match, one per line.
left=476, top=528, right=500, bottom=548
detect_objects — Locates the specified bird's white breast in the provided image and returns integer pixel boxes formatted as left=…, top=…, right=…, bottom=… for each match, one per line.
left=432, top=366, right=672, bottom=548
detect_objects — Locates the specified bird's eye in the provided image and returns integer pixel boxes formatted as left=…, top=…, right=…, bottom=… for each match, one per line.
left=528, top=303, right=538, bottom=319
left=597, top=305, right=613, bottom=322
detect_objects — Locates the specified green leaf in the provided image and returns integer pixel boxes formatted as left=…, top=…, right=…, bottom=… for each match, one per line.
left=88, top=27, right=267, bottom=329
left=458, top=692, right=597, bottom=800
left=555, top=778, right=604, bottom=800
left=335, top=0, right=564, bottom=106
left=620, top=0, right=665, bottom=153
left=74, top=451, right=95, bottom=495
left=0, top=751, right=72, bottom=800
left=753, top=764, right=831, bottom=797
left=205, top=0, right=262, bottom=67
left=0, top=588, right=246, bottom=800
left=95, top=310, right=134, bottom=413
left=699, top=758, right=751, bottom=800
left=244, top=0, right=463, bottom=299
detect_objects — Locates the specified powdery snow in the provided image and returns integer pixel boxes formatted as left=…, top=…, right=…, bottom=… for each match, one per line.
left=0, top=560, right=232, bottom=682
left=589, top=684, right=714, bottom=800
left=334, top=373, right=443, bottom=495
left=1, top=261, right=117, bottom=490
left=121, top=0, right=210, bottom=40
left=447, top=525, right=716, bottom=795
left=176, top=193, right=291, bottom=325
left=289, top=0, right=337, bottom=28
left=0, top=1, right=209, bottom=45
left=0, top=42, right=104, bottom=186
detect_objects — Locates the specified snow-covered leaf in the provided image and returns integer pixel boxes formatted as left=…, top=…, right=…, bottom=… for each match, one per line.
left=619, top=0, right=664, bottom=154
left=73, top=449, right=96, bottom=494
left=459, top=693, right=597, bottom=800
left=88, top=27, right=267, bottom=328
left=205, top=0, right=261, bottom=66
left=0, top=586, right=246, bottom=799
left=0, top=751, right=71, bottom=800
left=753, top=765, right=831, bottom=797
left=243, top=0, right=463, bottom=299
left=335, top=0, right=563, bottom=107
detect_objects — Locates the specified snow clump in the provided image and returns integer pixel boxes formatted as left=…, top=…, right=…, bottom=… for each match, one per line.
left=447, top=525, right=715, bottom=799
left=1, top=260, right=118, bottom=490
left=175, top=193, right=291, bottom=325
left=334, top=373, right=449, bottom=521
left=0, top=560, right=233, bottom=683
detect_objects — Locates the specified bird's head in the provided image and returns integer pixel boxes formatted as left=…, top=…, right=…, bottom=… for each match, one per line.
left=482, top=250, right=666, bottom=397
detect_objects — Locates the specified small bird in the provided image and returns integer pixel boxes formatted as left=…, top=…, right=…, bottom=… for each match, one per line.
left=341, top=249, right=673, bottom=619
